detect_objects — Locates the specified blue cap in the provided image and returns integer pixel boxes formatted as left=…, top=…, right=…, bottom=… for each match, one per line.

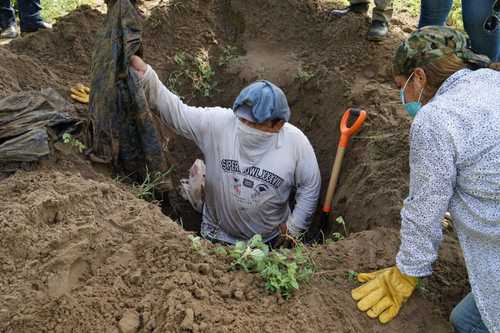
left=233, top=80, right=291, bottom=123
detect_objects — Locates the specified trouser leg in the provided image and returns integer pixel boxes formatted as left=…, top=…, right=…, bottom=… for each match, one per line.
left=18, top=0, right=42, bottom=32
left=450, top=293, right=489, bottom=333
left=418, top=0, right=452, bottom=28
left=462, top=0, right=500, bottom=61
left=372, top=0, right=393, bottom=24
left=0, top=0, right=15, bottom=29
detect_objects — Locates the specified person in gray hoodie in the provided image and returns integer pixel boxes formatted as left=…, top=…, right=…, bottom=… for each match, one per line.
left=351, top=26, right=500, bottom=333
left=130, top=55, right=321, bottom=247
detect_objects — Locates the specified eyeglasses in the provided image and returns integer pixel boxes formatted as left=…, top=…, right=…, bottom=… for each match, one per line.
left=484, top=0, right=500, bottom=32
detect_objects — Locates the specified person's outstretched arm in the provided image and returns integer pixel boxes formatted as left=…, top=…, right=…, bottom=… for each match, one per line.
left=132, top=55, right=216, bottom=148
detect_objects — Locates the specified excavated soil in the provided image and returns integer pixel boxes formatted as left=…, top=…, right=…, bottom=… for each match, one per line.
left=0, top=169, right=467, bottom=333
left=0, top=0, right=469, bottom=332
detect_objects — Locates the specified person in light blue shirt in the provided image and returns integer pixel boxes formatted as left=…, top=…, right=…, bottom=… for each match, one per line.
left=351, top=26, right=500, bottom=333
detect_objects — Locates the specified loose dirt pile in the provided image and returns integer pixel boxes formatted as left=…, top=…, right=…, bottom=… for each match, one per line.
left=0, top=0, right=471, bottom=332
left=0, top=169, right=467, bottom=332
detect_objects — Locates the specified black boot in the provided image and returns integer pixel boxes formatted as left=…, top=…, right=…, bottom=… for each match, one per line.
left=367, top=20, right=388, bottom=41
left=330, top=3, right=369, bottom=17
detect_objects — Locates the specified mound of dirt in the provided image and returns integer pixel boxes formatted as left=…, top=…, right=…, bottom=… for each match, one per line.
left=0, top=6, right=104, bottom=97
left=0, top=169, right=467, bottom=332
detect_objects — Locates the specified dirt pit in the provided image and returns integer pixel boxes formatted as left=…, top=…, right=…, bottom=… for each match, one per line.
left=0, top=0, right=470, bottom=332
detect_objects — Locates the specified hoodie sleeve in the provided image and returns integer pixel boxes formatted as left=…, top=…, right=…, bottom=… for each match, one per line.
left=396, top=116, right=456, bottom=277
left=287, top=137, right=321, bottom=236
left=140, top=65, right=220, bottom=150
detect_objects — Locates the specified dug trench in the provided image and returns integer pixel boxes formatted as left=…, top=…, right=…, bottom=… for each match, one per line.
left=0, top=0, right=469, bottom=332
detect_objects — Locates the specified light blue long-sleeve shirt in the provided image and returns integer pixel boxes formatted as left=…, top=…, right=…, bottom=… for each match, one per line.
left=396, top=68, right=500, bottom=333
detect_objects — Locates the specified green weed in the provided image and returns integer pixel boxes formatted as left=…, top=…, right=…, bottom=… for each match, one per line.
left=62, top=133, right=86, bottom=153
left=325, top=216, right=349, bottom=244
left=167, top=49, right=216, bottom=98
left=133, top=167, right=172, bottom=201
left=347, top=270, right=359, bottom=282
left=189, top=235, right=204, bottom=254
left=230, top=234, right=314, bottom=299
left=191, top=48, right=215, bottom=97
left=218, top=45, right=240, bottom=67
left=296, top=67, right=315, bottom=83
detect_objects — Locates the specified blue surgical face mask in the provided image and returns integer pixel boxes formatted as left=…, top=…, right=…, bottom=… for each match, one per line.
left=400, top=72, right=424, bottom=118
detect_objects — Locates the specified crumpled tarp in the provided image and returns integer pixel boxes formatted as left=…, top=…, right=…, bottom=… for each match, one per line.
left=0, top=88, right=79, bottom=168
left=89, top=0, right=170, bottom=184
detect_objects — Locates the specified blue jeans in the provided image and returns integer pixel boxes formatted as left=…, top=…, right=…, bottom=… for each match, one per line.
left=419, top=0, right=500, bottom=61
left=0, top=0, right=43, bottom=31
left=450, top=293, right=490, bottom=333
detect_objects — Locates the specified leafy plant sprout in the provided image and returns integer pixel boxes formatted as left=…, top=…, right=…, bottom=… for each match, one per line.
left=133, top=166, right=173, bottom=201
left=229, top=235, right=315, bottom=299
left=167, top=49, right=216, bottom=98
left=336, top=216, right=349, bottom=238
left=187, top=234, right=314, bottom=299
left=218, top=45, right=239, bottom=67
left=295, top=67, right=315, bottom=83
left=62, top=133, right=86, bottom=153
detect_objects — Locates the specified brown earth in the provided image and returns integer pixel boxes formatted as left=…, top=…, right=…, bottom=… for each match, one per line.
left=0, top=0, right=469, bottom=332
left=0, top=169, right=467, bottom=333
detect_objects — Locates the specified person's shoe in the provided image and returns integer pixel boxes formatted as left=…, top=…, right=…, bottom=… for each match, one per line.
left=367, top=20, right=388, bottom=41
left=330, top=3, right=369, bottom=17
left=21, top=21, right=52, bottom=34
left=0, top=25, right=18, bottom=39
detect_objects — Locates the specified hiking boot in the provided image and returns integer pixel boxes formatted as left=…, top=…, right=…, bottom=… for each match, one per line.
left=0, top=25, right=18, bottom=39
left=330, top=3, right=369, bottom=17
left=21, top=21, right=52, bottom=34
left=367, top=20, right=388, bottom=41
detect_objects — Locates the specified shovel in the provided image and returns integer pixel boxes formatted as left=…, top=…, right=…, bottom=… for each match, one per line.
left=318, top=107, right=367, bottom=240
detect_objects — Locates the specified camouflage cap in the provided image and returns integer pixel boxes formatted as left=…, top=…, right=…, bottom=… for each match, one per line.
left=393, top=26, right=491, bottom=76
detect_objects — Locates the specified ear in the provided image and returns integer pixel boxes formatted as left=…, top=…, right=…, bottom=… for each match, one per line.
left=413, top=67, right=427, bottom=90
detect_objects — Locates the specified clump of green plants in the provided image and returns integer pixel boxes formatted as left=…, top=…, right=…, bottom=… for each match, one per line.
left=230, top=234, right=314, bottom=299
left=191, top=48, right=215, bottom=97
left=189, top=235, right=204, bottom=253
left=133, top=167, right=172, bottom=201
left=167, top=49, right=216, bottom=98
left=296, top=66, right=315, bottom=84
left=218, top=45, right=240, bottom=67
left=62, top=133, right=86, bottom=153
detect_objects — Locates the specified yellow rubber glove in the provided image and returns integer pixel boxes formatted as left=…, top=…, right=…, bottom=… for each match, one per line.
left=70, top=84, right=90, bottom=104
left=351, top=266, right=417, bottom=324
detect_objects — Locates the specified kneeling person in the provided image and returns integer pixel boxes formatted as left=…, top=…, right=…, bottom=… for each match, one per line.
left=132, top=55, right=321, bottom=245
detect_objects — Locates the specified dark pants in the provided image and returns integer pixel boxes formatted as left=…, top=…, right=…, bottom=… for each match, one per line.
left=0, top=0, right=43, bottom=31
left=419, top=0, right=500, bottom=61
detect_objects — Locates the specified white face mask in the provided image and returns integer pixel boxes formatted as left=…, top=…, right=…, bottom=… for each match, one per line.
left=236, top=120, right=277, bottom=164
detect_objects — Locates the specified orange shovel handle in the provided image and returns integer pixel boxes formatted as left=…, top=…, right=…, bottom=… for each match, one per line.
left=338, top=108, right=367, bottom=148
left=321, top=108, right=367, bottom=214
